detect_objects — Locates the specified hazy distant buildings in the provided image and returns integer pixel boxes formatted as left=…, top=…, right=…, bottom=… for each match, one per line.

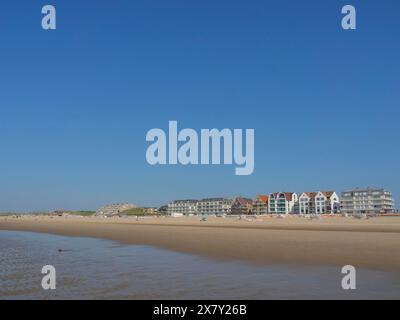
left=341, top=188, right=394, bottom=215
left=95, top=203, right=137, bottom=217
left=143, top=207, right=158, bottom=215
left=268, top=192, right=298, bottom=214
left=158, top=205, right=168, bottom=214
left=298, top=191, right=340, bottom=214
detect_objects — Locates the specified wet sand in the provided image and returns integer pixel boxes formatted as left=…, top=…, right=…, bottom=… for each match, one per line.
left=1, top=215, right=400, bottom=272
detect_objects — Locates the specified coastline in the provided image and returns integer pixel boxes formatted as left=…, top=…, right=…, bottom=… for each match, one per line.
left=2, top=215, right=400, bottom=272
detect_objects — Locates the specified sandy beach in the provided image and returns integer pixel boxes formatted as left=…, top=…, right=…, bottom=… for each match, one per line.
left=1, top=215, right=400, bottom=272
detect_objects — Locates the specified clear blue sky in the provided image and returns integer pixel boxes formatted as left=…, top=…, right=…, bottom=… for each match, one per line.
left=0, top=0, right=399, bottom=212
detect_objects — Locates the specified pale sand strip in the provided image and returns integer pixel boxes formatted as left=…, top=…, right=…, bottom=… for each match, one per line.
left=1, top=216, right=400, bottom=272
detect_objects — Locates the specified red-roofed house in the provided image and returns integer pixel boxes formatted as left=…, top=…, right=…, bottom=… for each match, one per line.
left=252, top=195, right=269, bottom=215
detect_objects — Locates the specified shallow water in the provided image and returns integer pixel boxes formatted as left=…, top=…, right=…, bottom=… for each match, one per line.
left=0, top=230, right=399, bottom=299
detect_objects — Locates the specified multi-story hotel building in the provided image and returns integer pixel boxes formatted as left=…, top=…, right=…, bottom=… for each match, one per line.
left=167, top=200, right=198, bottom=215
left=268, top=192, right=298, bottom=214
left=341, top=188, right=394, bottom=215
left=298, top=191, right=340, bottom=214
left=196, top=198, right=233, bottom=215
left=252, top=195, right=269, bottom=215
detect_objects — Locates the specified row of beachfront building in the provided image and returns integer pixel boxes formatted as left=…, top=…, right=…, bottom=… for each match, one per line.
left=166, top=188, right=395, bottom=216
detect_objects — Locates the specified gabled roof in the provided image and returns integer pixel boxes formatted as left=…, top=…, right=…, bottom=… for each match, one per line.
left=300, top=192, right=317, bottom=199
left=234, top=197, right=253, bottom=206
left=270, top=192, right=295, bottom=201
left=300, top=191, right=336, bottom=200
left=283, top=192, right=295, bottom=201
left=320, top=191, right=335, bottom=199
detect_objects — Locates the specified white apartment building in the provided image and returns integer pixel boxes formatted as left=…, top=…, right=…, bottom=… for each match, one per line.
left=196, top=198, right=233, bottom=215
left=341, top=188, right=394, bottom=215
left=298, top=191, right=340, bottom=215
left=167, top=200, right=198, bottom=215
left=268, top=192, right=298, bottom=214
